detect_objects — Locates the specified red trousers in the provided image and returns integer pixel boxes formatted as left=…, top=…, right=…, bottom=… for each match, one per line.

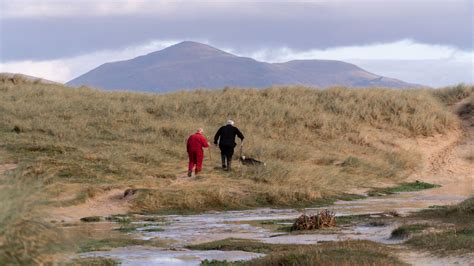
left=188, top=149, right=204, bottom=173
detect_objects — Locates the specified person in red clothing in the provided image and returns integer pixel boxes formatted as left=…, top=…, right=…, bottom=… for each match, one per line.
left=186, top=128, right=210, bottom=177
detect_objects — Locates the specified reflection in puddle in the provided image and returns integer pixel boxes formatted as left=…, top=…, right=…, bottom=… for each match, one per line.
left=82, top=246, right=263, bottom=265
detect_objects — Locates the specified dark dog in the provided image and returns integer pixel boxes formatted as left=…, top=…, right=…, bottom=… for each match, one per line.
left=240, top=156, right=266, bottom=166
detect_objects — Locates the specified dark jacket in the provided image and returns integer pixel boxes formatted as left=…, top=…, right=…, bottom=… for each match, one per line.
left=214, top=125, right=244, bottom=147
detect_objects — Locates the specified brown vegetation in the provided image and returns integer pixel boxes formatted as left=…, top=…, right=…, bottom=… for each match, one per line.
left=0, top=75, right=472, bottom=263
left=291, top=210, right=337, bottom=231
left=0, top=77, right=470, bottom=213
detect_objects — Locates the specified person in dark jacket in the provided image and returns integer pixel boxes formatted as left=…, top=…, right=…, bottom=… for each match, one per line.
left=187, top=128, right=210, bottom=177
left=214, top=120, right=244, bottom=171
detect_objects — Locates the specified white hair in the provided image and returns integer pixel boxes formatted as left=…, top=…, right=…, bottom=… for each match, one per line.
left=227, top=120, right=234, bottom=125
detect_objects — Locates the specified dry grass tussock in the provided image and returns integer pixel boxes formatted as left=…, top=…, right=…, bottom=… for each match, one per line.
left=0, top=166, right=70, bottom=264
left=0, top=78, right=470, bottom=215
left=432, top=84, right=474, bottom=105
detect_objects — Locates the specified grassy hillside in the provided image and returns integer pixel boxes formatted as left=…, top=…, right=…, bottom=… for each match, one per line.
left=0, top=75, right=472, bottom=263
left=0, top=78, right=470, bottom=213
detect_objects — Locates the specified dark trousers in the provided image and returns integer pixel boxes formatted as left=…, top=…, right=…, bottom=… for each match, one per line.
left=219, top=145, right=234, bottom=169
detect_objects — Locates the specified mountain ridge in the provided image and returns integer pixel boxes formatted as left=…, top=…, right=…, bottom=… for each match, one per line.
left=67, top=41, right=419, bottom=91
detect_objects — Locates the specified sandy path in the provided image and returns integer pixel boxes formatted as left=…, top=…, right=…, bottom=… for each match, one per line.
left=0, top=163, right=16, bottom=177
left=394, top=99, right=473, bottom=266
left=0, top=157, right=130, bottom=222
left=47, top=188, right=131, bottom=222
left=407, top=99, right=473, bottom=196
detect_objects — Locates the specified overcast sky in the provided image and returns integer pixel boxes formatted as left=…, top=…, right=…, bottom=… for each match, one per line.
left=0, top=0, right=472, bottom=87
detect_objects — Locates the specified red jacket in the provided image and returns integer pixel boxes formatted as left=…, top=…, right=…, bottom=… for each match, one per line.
left=187, top=132, right=209, bottom=152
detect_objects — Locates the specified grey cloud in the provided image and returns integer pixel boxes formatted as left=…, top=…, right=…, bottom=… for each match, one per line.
left=1, top=1, right=472, bottom=62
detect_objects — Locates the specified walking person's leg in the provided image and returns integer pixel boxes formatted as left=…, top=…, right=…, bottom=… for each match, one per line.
left=219, top=146, right=227, bottom=169
left=188, top=151, right=196, bottom=177
left=195, top=150, right=204, bottom=175
left=188, top=155, right=193, bottom=177
left=225, top=147, right=235, bottom=171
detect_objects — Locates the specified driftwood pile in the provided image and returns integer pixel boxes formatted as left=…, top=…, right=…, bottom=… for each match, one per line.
left=291, top=210, right=337, bottom=231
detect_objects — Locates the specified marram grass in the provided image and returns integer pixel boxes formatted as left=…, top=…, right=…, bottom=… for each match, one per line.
left=0, top=75, right=471, bottom=263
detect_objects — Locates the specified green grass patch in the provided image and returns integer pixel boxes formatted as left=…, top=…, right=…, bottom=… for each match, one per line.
left=248, top=242, right=406, bottom=266
left=114, top=225, right=141, bottom=233
left=336, top=214, right=374, bottom=226
left=201, top=259, right=237, bottom=265
left=191, top=239, right=406, bottom=266
left=407, top=227, right=474, bottom=254
left=105, top=214, right=132, bottom=222
left=188, top=238, right=296, bottom=254
left=78, top=238, right=164, bottom=253
left=140, top=227, right=164, bottom=232
left=80, top=216, right=102, bottom=222
left=67, top=256, right=119, bottom=266
left=390, top=224, right=429, bottom=239
left=428, top=205, right=448, bottom=209
left=142, top=216, right=166, bottom=222
left=401, top=197, right=474, bottom=255
left=414, top=197, right=474, bottom=225
left=368, top=181, right=440, bottom=196
left=335, top=193, right=367, bottom=201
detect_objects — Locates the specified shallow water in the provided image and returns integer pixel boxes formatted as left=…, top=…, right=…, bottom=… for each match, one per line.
left=83, top=190, right=469, bottom=265
left=82, top=246, right=263, bottom=265
left=132, top=190, right=467, bottom=246
left=332, top=192, right=467, bottom=215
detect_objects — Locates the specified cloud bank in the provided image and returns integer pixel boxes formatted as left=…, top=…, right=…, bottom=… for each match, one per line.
left=1, top=0, right=472, bottom=62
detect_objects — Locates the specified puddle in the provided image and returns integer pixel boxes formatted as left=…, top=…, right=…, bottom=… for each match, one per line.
left=258, top=222, right=403, bottom=245
left=81, top=246, right=263, bottom=265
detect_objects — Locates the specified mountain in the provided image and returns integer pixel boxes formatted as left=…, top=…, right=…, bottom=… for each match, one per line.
left=67, top=41, right=417, bottom=91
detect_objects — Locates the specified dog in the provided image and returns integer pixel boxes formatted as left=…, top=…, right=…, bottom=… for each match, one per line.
left=240, top=155, right=266, bottom=166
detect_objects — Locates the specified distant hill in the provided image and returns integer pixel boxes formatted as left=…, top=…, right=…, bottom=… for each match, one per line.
left=67, top=41, right=418, bottom=92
